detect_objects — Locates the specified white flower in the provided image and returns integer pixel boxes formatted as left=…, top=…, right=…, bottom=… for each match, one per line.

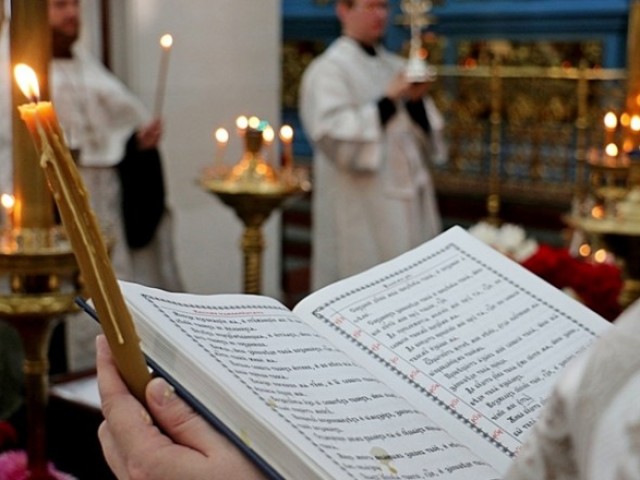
left=496, top=223, right=526, bottom=252
left=512, top=238, right=539, bottom=262
left=468, top=222, right=499, bottom=247
left=468, top=221, right=539, bottom=262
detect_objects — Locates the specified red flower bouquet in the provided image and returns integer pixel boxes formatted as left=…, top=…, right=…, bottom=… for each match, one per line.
left=521, top=244, right=623, bottom=321
left=469, top=222, right=623, bottom=322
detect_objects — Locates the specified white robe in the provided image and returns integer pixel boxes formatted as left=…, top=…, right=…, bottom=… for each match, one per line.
left=0, top=29, right=183, bottom=369
left=50, top=50, right=183, bottom=370
left=504, top=299, right=640, bottom=480
left=48, top=49, right=181, bottom=291
left=299, top=36, right=447, bottom=290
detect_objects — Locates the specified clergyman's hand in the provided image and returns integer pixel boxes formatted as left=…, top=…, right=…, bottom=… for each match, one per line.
left=136, top=118, right=163, bottom=151
left=405, top=80, right=432, bottom=102
left=385, top=72, right=411, bottom=102
left=96, top=335, right=267, bottom=480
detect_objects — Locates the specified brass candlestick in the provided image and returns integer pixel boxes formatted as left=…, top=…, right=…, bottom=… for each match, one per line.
left=566, top=149, right=640, bottom=308
left=0, top=227, right=81, bottom=480
left=2, top=3, right=80, bottom=478
left=201, top=124, right=310, bottom=294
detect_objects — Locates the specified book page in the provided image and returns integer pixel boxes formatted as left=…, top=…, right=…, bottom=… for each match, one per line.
left=122, top=282, right=501, bottom=480
left=293, top=225, right=612, bottom=473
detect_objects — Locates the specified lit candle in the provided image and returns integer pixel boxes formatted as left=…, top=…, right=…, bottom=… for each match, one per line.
left=10, top=0, right=55, bottom=230
left=236, top=115, right=248, bottom=137
left=631, top=115, right=640, bottom=150
left=604, top=111, right=618, bottom=147
left=262, top=125, right=275, bottom=165
left=154, top=33, right=173, bottom=117
left=279, top=124, right=294, bottom=169
left=248, top=115, right=261, bottom=131
left=620, top=112, right=632, bottom=152
left=605, top=142, right=619, bottom=166
left=14, top=64, right=151, bottom=404
left=0, top=194, right=15, bottom=230
left=213, top=127, right=229, bottom=167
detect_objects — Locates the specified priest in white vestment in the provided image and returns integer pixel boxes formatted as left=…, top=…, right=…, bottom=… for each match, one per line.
left=48, top=0, right=183, bottom=292
left=46, top=0, right=183, bottom=370
left=0, top=1, right=184, bottom=373
left=299, top=0, right=447, bottom=291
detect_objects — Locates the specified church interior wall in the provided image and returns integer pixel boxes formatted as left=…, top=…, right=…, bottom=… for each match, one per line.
left=94, top=0, right=283, bottom=298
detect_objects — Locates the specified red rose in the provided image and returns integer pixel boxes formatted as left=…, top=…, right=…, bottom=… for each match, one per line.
left=521, top=245, right=623, bottom=321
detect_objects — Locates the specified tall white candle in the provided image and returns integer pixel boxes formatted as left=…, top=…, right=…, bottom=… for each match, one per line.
left=279, top=125, right=294, bottom=169
left=154, top=34, right=173, bottom=117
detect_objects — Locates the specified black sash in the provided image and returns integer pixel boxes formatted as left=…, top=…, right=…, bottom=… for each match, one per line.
left=117, top=134, right=166, bottom=249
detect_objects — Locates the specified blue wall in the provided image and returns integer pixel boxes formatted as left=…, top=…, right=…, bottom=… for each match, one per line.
left=282, top=0, right=633, bottom=157
left=283, top=0, right=632, bottom=67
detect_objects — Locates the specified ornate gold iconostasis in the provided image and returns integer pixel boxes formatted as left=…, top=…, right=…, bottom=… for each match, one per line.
left=280, top=1, right=640, bottom=306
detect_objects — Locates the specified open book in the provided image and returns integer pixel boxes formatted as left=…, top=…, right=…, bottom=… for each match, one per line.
left=97, top=226, right=611, bottom=479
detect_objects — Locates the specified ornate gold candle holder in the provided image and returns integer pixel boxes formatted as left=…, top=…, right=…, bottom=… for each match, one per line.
left=200, top=122, right=311, bottom=294
left=0, top=225, right=81, bottom=480
left=566, top=147, right=640, bottom=308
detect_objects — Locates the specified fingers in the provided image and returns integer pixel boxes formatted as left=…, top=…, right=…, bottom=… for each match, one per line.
left=96, top=335, right=163, bottom=465
left=145, top=377, right=267, bottom=478
left=96, top=335, right=266, bottom=479
left=136, top=118, right=163, bottom=150
left=386, top=72, right=431, bottom=102
left=386, top=73, right=409, bottom=101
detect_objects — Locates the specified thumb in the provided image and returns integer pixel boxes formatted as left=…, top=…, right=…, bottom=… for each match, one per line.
left=146, top=377, right=217, bottom=452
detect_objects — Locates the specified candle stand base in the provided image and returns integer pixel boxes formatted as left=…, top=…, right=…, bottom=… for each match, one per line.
left=0, top=227, right=81, bottom=479
left=201, top=169, right=310, bottom=295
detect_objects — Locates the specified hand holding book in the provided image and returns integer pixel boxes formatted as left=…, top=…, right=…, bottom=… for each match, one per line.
left=85, top=226, right=612, bottom=479
left=95, top=335, right=267, bottom=479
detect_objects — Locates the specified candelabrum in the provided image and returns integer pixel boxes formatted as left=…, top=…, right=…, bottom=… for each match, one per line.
left=0, top=226, right=82, bottom=480
left=200, top=121, right=311, bottom=295
left=401, top=0, right=437, bottom=82
left=566, top=147, right=640, bottom=308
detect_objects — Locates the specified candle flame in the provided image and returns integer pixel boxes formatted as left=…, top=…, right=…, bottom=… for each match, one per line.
left=279, top=125, right=294, bottom=143
left=620, top=112, right=631, bottom=128
left=248, top=116, right=261, bottom=130
left=631, top=115, right=640, bottom=132
left=214, top=127, right=229, bottom=144
left=604, top=111, right=618, bottom=130
left=605, top=143, right=618, bottom=157
left=14, top=63, right=40, bottom=102
left=262, top=125, right=275, bottom=144
left=578, top=243, right=591, bottom=257
left=160, top=34, right=173, bottom=49
left=1, top=194, right=15, bottom=210
left=593, top=249, right=608, bottom=263
left=236, top=115, right=248, bottom=130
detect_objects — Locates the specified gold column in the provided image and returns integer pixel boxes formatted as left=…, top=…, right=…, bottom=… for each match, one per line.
left=574, top=62, right=589, bottom=203
left=2, top=3, right=80, bottom=480
left=626, top=0, right=640, bottom=116
left=10, top=0, right=54, bottom=229
left=486, top=60, right=502, bottom=225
